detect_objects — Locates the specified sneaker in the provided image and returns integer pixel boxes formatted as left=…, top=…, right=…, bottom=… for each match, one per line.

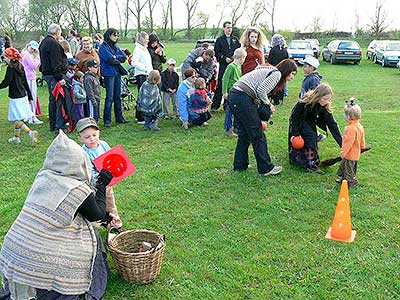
left=8, top=136, right=21, bottom=144
left=335, top=177, right=343, bottom=183
left=29, top=131, right=38, bottom=146
left=202, top=122, right=209, bottom=126
left=348, top=180, right=360, bottom=187
left=164, top=115, right=169, bottom=120
left=137, top=121, right=145, bottom=125
left=32, top=116, right=43, bottom=124
left=225, top=129, right=238, bottom=138
left=307, top=167, right=325, bottom=175
left=259, top=166, right=283, bottom=176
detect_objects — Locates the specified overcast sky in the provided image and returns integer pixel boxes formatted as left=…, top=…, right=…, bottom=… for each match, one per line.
left=107, top=0, right=400, bottom=32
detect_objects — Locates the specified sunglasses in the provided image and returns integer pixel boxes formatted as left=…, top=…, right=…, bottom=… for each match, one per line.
left=112, top=33, right=119, bottom=37
left=345, top=99, right=356, bottom=106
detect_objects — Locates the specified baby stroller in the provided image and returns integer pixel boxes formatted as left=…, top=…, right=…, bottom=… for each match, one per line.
left=121, top=76, right=136, bottom=111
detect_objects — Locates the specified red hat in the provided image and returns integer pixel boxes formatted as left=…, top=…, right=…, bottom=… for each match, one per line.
left=4, top=47, right=22, bottom=61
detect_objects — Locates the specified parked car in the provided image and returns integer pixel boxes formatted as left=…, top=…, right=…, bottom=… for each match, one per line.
left=305, top=39, right=320, bottom=58
left=397, top=60, right=400, bottom=70
left=195, top=39, right=216, bottom=49
left=287, top=40, right=314, bottom=62
left=322, top=40, right=362, bottom=65
left=374, top=40, right=400, bottom=67
left=367, top=40, right=387, bottom=61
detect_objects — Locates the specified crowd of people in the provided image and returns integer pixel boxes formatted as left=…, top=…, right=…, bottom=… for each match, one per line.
left=0, top=22, right=367, bottom=299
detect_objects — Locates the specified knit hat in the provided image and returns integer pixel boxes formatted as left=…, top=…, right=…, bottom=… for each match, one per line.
left=271, top=34, right=286, bottom=48
left=4, top=47, right=22, bottom=60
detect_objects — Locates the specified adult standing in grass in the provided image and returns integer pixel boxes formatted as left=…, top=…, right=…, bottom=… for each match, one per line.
left=76, top=36, right=100, bottom=76
left=39, top=23, right=69, bottom=132
left=240, top=27, right=266, bottom=75
left=211, top=21, right=241, bottom=111
left=228, top=59, right=298, bottom=176
left=21, top=40, right=43, bottom=124
left=288, top=83, right=342, bottom=174
left=0, top=132, right=116, bottom=300
left=131, top=31, right=153, bottom=124
left=99, top=28, right=129, bottom=127
left=147, top=32, right=166, bottom=73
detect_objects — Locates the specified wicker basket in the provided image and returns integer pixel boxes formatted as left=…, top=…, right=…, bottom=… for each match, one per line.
left=108, top=229, right=166, bottom=284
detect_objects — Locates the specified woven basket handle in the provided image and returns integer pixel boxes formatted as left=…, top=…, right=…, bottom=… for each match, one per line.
left=107, top=227, right=124, bottom=245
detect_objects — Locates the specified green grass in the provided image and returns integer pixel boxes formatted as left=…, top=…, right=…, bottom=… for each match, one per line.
left=0, top=43, right=400, bottom=299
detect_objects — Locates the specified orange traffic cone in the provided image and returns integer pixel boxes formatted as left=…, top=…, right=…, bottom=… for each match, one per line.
left=325, top=180, right=356, bottom=242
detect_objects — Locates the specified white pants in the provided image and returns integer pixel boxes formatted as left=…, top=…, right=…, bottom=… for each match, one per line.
left=27, top=79, right=38, bottom=117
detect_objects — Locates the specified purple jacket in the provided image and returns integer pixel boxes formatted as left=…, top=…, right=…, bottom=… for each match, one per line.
left=22, top=50, right=40, bottom=81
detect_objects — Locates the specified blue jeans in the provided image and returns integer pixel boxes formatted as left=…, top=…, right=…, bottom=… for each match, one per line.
left=43, top=75, right=65, bottom=131
left=224, top=105, right=234, bottom=131
left=103, top=75, right=124, bottom=125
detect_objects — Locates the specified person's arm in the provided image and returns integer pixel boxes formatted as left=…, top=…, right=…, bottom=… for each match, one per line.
left=214, top=38, right=223, bottom=62
left=326, top=112, right=342, bottom=147
left=177, top=84, right=189, bottom=122
left=99, top=43, right=119, bottom=65
left=256, top=70, right=281, bottom=105
left=222, top=65, right=233, bottom=94
left=73, top=84, right=86, bottom=100
left=116, top=46, right=127, bottom=63
left=76, top=169, right=113, bottom=222
left=340, top=127, right=355, bottom=158
left=0, top=67, right=13, bottom=89
left=289, top=102, right=305, bottom=137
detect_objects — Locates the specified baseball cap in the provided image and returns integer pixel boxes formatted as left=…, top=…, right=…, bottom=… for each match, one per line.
left=300, top=56, right=320, bottom=69
left=87, top=59, right=99, bottom=68
left=29, top=40, right=39, bottom=50
left=167, top=58, right=176, bottom=65
left=76, top=117, right=100, bottom=133
left=68, top=57, right=80, bottom=65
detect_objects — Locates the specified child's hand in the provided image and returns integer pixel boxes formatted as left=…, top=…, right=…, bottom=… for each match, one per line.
left=223, top=93, right=228, bottom=99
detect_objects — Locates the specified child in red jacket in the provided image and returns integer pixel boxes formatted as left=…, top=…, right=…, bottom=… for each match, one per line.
left=337, top=98, right=365, bottom=187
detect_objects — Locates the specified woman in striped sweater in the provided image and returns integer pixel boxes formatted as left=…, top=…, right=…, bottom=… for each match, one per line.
left=228, top=59, right=298, bottom=176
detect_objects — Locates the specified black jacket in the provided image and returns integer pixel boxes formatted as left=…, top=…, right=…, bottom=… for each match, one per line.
left=289, top=102, right=342, bottom=148
left=39, top=35, right=68, bottom=81
left=267, top=46, right=289, bottom=66
left=161, top=69, right=179, bottom=92
left=214, top=34, right=241, bottom=68
left=0, top=65, right=33, bottom=100
left=148, top=46, right=167, bottom=72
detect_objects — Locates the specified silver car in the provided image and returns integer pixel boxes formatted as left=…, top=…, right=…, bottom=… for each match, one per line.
left=374, top=41, right=400, bottom=67
left=305, top=39, right=320, bottom=58
left=322, top=40, right=362, bottom=65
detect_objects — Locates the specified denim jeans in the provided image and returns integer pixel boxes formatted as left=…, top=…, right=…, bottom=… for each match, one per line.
left=103, top=75, right=124, bottom=125
left=224, top=105, right=234, bottom=131
left=43, top=75, right=65, bottom=130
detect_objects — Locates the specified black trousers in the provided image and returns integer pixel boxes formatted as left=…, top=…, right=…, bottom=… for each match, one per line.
left=135, top=74, right=147, bottom=121
left=228, top=89, right=275, bottom=174
left=191, top=111, right=211, bottom=126
left=211, top=63, right=227, bottom=110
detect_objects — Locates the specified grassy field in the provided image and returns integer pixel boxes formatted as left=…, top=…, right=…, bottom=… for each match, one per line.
left=0, top=43, right=399, bottom=299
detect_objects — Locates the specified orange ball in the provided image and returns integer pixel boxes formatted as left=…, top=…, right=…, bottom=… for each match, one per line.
left=261, top=121, right=267, bottom=131
left=291, top=135, right=305, bottom=150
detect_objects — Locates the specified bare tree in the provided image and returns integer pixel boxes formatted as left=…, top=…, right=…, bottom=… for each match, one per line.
left=368, top=1, right=390, bottom=36
left=309, top=16, right=322, bottom=33
left=147, top=0, right=158, bottom=32
left=92, top=0, right=101, bottom=31
left=169, top=0, right=173, bottom=38
left=248, top=1, right=265, bottom=27
left=0, top=0, right=31, bottom=38
left=104, top=0, right=111, bottom=28
left=182, top=0, right=200, bottom=39
left=263, top=0, right=277, bottom=35
left=115, top=0, right=124, bottom=34
left=81, top=0, right=96, bottom=34
left=160, top=0, right=170, bottom=37
left=229, top=0, right=246, bottom=27
left=128, top=0, right=149, bottom=32
left=210, top=1, right=225, bottom=38
left=123, top=0, right=130, bottom=38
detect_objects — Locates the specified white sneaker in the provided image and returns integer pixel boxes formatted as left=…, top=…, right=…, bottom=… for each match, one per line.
left=259, top=166, right=283, bottom=176
left=8, top=137, right=21, bottom=144
left=202, top=122, right=209, bottom=126
left=317, top=133, right=327, bottom=143
left=29, top=131, right=39, bottom=146
left=32, top=117, right=43, bottom=124
left=137, top=121, right=145, bottom=125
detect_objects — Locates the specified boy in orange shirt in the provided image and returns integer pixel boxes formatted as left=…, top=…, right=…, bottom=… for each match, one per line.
left=337, top=98, right=365, bottom=187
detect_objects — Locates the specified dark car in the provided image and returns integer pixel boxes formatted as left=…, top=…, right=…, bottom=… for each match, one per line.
left=195, top=39, right=216, bottom=49
left=322, top=40, right=362, bottom=65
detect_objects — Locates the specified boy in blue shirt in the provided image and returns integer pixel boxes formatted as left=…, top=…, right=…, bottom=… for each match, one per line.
left=76, top=117, right=123, bottom=228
